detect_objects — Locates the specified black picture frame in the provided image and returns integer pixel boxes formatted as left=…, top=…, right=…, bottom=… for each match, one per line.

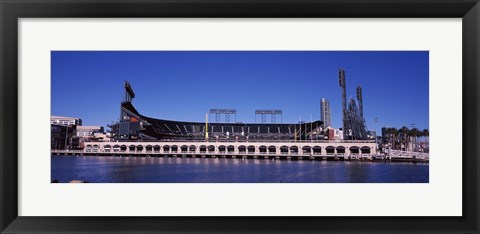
left=1, top=0, right=479, bottom=233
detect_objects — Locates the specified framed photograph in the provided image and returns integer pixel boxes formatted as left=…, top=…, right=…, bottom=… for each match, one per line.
left=1, top=0, right=478, bottom=233
left=50, top=50, right=429, bottom=184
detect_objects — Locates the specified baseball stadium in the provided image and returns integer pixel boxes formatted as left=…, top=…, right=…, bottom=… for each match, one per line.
left=69, top=69, right=382, bottom=159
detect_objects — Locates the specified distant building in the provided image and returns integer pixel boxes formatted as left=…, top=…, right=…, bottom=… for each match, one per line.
left=75, top=126, right=110, bottom=143
left=320, top=98, right=331, bottom=128
left=51, top=124, right=79, bottom=150
left=334, top=129, right=344, bottom=140
left=77, top=126, right=104, bottom=137
left=51, top=115, right=82, bottom=150
left=325, top=127, right=344, bottom=140
left=51, top=116, right=82, bottom=126
left=93, top=132, right=111, bottom=142
left=327, top=128, right=335, bottom=140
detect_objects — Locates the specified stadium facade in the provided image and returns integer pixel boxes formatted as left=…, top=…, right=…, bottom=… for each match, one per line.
left=56, top=70, right=380, bottom=158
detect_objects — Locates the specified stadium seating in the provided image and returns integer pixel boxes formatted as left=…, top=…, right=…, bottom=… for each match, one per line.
left=121, top=102, right=323, bottom=140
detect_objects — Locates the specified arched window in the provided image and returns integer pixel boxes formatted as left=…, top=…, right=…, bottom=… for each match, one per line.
left=238, top=145, right=246, bottom=154
left=290, top=146, right=299, bottom=155
left=302, top=146, right=311, bottom=155
left=259, top=145, right=267, bottom=154
left=350, top=146, right=360, bottom=154
left=325, top=146, right=335, bottom=155
left=268, top=146, right=276, bottom=154
left=360, top=146, right=371, bottom=154
left=247, top=145, right=256, bottom=154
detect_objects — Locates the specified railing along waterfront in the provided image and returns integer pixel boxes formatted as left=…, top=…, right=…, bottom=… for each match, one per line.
left=81, top=139, right=376, bottom=143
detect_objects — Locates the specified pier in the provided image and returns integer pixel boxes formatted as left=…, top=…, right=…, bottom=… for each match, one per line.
left=387, top=149, right=429, bottom=162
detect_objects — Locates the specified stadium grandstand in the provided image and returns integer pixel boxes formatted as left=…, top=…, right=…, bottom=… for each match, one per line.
left=110, top=81, right=324, bottom=142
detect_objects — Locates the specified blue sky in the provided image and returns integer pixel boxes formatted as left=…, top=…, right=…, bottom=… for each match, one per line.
left=51, top=51, right=429, bottom=133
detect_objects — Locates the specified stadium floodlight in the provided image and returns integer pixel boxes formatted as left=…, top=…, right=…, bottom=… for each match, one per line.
left=255, top=110, right=282, bottom=115
left=210, top=109, right=237, bottom=114
left=123, top=81, right=135, bottom=103
left=356, top=86, right=363, bottom=118
left=255, top=110, right=283, bottom=123
left=209, top=109, right=237, bottom=123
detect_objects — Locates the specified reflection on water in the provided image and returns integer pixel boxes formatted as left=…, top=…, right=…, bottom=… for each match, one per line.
left=51, top=156, right=428, bottom=183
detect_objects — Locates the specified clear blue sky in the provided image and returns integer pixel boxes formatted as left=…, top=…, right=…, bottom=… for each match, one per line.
left=51, top=51, right=429, bottom=133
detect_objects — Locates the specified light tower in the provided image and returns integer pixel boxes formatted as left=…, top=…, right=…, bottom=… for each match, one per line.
left=121, top=81, right=136, bottom=121
left=356, top=86, right=363, bottom=118
left=339, top=68, right=347, bottom=139
left=205, top=113, right=209, bottom=141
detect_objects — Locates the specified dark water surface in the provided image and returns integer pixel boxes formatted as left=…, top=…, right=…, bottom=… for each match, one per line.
left=51, top=155, right=429, bottom=183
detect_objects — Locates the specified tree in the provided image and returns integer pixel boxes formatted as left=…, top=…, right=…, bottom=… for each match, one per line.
left=422, top=129, right=429, bottom=152
left=399, top=126, right=410, bottom=151
left=409, top=128, right=420, bottom=151
left=422, top=129, right=429, bottom=138
left=386, top=127, right=398, bottom=149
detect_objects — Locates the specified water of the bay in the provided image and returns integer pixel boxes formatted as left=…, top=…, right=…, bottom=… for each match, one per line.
left=51, top=155, right=428, bottom=183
